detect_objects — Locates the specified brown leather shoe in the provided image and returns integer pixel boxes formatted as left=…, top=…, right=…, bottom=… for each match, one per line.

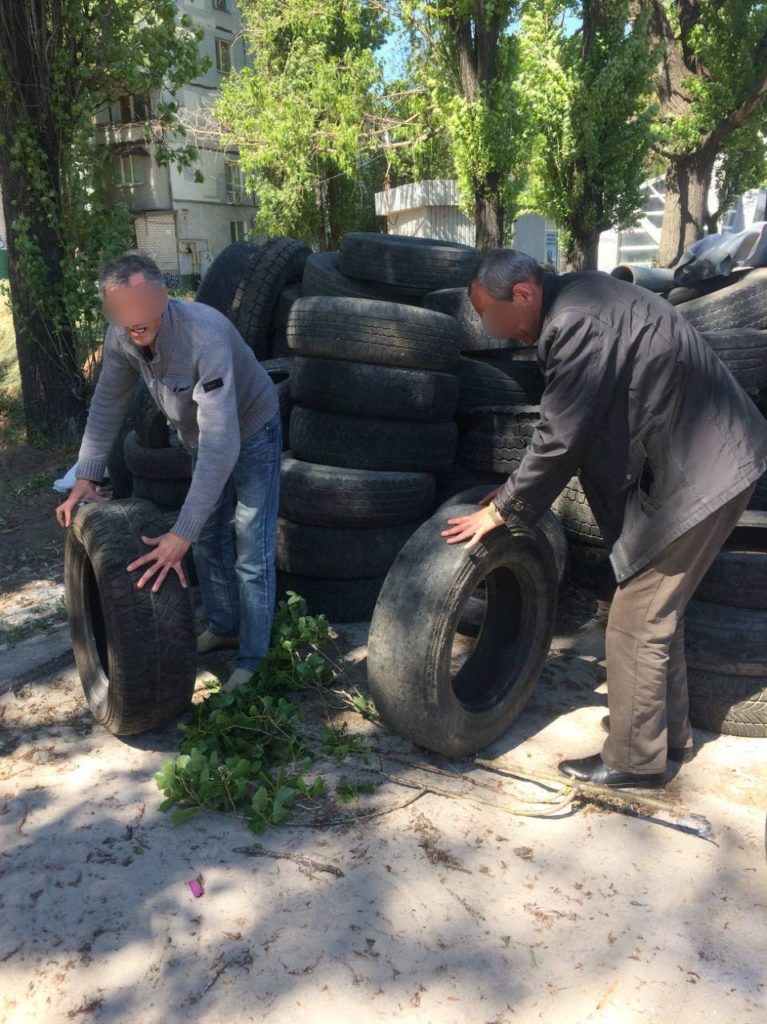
left=600, top=715, right=694, bottom=763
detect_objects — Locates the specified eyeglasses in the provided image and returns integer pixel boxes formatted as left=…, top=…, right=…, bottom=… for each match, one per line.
left=102, top=283, right=168, bottom=327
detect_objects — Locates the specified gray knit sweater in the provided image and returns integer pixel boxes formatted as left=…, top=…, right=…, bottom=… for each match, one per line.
left=76, top=299, right=279, bottom=542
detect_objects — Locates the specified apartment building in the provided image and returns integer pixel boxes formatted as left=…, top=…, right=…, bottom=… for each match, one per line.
left=94, top=0, right=257, bottom=287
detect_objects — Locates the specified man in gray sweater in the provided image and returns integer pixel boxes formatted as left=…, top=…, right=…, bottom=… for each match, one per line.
left=56, top=252, right=281, bottom=693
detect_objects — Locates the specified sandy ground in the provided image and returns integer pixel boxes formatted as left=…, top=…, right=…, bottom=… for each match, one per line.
left=0, top=580, right=765, bottom=1024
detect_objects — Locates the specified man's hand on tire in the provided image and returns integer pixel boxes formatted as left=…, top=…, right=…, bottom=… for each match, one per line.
left=55, top=478, right=107, bottom=527
left=441, top=504, right=504, bottom=549
left=127, top=532, right=191, bottom=592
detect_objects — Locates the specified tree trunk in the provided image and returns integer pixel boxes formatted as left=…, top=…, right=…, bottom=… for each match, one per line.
left=475, top=172, right=505, bottom=250
left=656, top=151, right=715, bottom=268
left=0, top=157, right=87, bottom=445
left=565, top=228, right=601, bottom=271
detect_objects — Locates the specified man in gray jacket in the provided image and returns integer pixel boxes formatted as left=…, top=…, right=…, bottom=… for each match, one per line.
left=56, top=252, right=281, bottom=693
left=442, top=249, right=767, bottom=788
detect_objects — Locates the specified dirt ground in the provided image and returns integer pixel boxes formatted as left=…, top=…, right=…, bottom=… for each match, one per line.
left=1, top=567, right=765, bottom=1024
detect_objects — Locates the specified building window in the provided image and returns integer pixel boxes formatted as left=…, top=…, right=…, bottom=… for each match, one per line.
left=224, top=161, right=245, bottom=202
left=230, top=221, right=247, bottom=243
left=114, top=154, right=145, bottom=187
left=118, top=94, right=150, bottom=124
left=215, top=38, right=232, bottom=73
left=212, top=0, right=230, bottom=11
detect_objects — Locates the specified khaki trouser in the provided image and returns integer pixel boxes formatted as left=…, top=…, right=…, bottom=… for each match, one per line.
left=602, top=484, right=756, bottom=774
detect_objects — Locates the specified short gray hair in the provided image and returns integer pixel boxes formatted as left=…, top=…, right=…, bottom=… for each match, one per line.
left=469, top=248, right=545, bottom=300
left=98, top=251, right=164, bottom=299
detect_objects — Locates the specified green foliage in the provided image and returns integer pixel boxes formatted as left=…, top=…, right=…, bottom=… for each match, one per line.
left=653, top=1, right=767, bottom=159
left=321, top=723, right=373, bottom=762
left=155, top=593, right=374, bottom=834
left=387, top=2, right=529, bottom=239
left=215, top=0, right=389, bottom=246
left=519, top=1, right=658, bottom=265
left=0, top=1, right=208, bottom=439
left=336, top=781, right=379, bottom=803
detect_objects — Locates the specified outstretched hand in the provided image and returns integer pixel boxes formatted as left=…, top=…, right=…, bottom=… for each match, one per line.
left=441, top=505, right=502, bottom=549
left=127, top=532, right=191, bottom=592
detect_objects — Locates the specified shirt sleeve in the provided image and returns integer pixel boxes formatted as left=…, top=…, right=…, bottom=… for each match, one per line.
left=170, top=332, right=242, bottom=542
left=75, top=329, right=139, bottom=482
left=493, top=314, right=609, bottom=526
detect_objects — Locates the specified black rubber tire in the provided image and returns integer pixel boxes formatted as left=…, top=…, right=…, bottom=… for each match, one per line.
left=435, top=485, right=569, bottom=585
left=261, top=357, right=294, bottom=419
left=126, top=377, right=169, bottom=449
left=64, top=499, right=196, bottom=735
left=229, top=237, right=311, bottom=360
left=665, top=275, right=736, bottom=306
left=457, top=356, right=544, bottom=411
left=280, top=455, right=435, bottom=528
left=367, top=505, right=558, bottom=757
left=674, top=267, right=767, bottom=331
left=749, top=470, right=767, bottom=511
left=301, top=251, right=423, bottom=306
left=276, top=571, right=385, bottom=623
left=687, top=668, right=767, bottom=737
left=276, top=516, right=422, bottom=579
left=424, top=287, right=508, bottom=351
left=702, top=329, right=767, bottom=392
left=133, top=402, right=170, bottom=450
left=289, top=406, right=457, bottom=473
left=432, top=464, right=508, bottom=507
left=456, top=406, right=540, bottom=475
left=553, top=477, right=605, bottom=546
left=339, top=233, right=481, bottom=296
left=685, top=598, right=767, bottom=676
left=289, top=356, right=458, bottom=422
left=286, top=296, right=462, bottom=372
left=274, top=282, right=302, bottom=335
left=195, top=241, right=263, bottom=319
left=132, top=476, right=190, bottom=512
left=567, top=542, right=616, bottom=600
left=123, top=431, right=193, bottom=480
left=107, top=379, right=160, bottom=497
left=696, top=509, right=767, bottom=609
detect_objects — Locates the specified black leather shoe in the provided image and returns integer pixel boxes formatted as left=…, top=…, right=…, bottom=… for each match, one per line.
left=600, top=715, right=694, bottom=763
left=558, top=753, right=666, bottom=788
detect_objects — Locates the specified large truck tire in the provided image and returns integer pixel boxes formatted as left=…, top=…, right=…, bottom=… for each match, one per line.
left=64, top=499, right=196, bottom=736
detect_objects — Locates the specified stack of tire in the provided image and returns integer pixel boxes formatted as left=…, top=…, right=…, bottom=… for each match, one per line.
left=106, top=379, right=191, bottom=510
left=276, top=232, right=485, bottom=621
left=422, top=284, right=546, bottom=506
left=670, top=268, right=767, bottom=737
left=553, top=478, right=615, bottom=600
left=684, top=511, right=767, bottom=737
left=195, top=236, right=310, bottom=361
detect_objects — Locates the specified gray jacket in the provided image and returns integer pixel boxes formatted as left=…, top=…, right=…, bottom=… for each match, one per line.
left=494, top=272, right=767, bottom=582
left=76, top=299, right=279, bottom=542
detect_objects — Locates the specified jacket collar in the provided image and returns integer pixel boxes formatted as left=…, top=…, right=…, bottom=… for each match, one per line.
left=540, top=271, right=562, bottom=321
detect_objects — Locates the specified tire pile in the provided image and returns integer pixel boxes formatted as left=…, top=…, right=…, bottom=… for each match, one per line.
left=554, top=265, right=767, bottom=737
left=279, top=232, right=482, bottom=621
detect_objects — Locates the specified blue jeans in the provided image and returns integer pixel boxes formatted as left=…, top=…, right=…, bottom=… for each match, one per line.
left=191, top=410, right=281, bottom=671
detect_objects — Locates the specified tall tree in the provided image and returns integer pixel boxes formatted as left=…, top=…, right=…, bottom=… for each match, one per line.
left=214, top=0, right=388, bottom=250
left=389, top=1, right=529, bottom=249
left=519, top=1, right=658, bottom=269
left=637, top=2, right=767, bottom=267
left=0, top=1, right=206, bottom=444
